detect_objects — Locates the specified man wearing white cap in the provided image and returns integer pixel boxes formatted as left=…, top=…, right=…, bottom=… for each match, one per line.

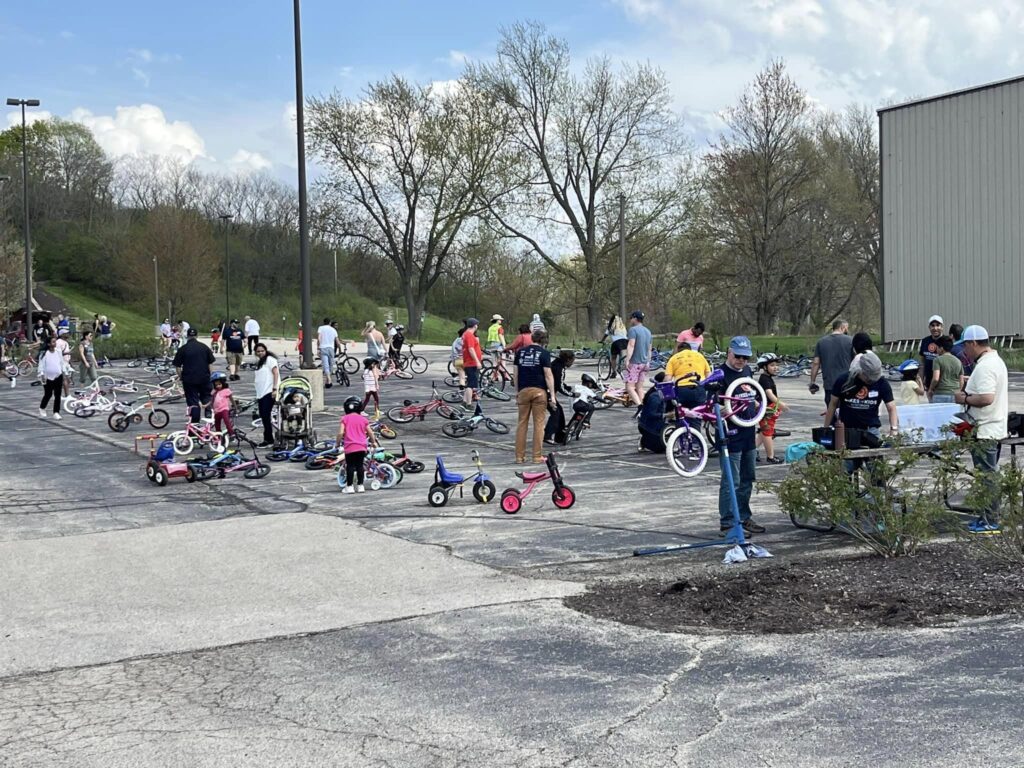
left=919, top=315, right=944, bottom=385
left=954, top=325, right=1008, bottom=533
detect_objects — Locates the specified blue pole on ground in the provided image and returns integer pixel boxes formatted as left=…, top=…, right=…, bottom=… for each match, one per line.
left=633, top=402, right=748, bottom=556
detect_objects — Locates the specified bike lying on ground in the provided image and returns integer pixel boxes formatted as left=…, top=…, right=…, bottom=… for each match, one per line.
left=441, top=405, right=509, bottom=438
left=386, top=383, right=466, bottom=423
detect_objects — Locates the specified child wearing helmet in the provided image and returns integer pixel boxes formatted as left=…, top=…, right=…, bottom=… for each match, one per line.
left=755, top=354, right=788, bottom=464
left=337, top=397, right=378, bottom=494
left=361, top=358, right=381, bottom=417
left=898, top=360, right=925, bottom=405
left=211, top=372, right=236, bottom=437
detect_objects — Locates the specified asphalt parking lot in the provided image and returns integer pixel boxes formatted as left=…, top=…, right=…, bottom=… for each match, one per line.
left=2, top=349, right=1024, bottom=767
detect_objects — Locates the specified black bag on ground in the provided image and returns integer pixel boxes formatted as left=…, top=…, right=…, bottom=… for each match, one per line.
left=638, top=388, right=666, bottom=454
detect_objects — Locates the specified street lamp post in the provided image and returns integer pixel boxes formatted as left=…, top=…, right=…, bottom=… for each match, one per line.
left=6, top=97, right=40, bottom=338
left=218, top=213, right=233, bottom=323
left=294, top=0, right=313, bottom=368
left=153, top=256, right=160, bottom=330
left=618, top=193, right=626, bottom=321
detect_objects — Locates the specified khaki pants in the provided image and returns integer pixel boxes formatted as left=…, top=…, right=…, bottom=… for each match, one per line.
left=516, top=387, right=548, bottom=462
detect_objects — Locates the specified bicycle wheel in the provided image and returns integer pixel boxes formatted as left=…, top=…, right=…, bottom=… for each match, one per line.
left=173, top=434, right=194, bottom=454
left=342, top=355, right=360, bottom=375
left=127, top=358, right=143, bottom=368
left=436, top=404, right=464, bottom=420
left=403, top=460, right=425, bottom=473
left=410, top=355, right=428, bottom=375
left=376, top=424, right=398, bottom=440
left=267, top=450, right=294, bottom=462
left=376, top=463, right=402, bottom=488
left=395, top=354, right=410, bottom=371
left=552, top=486, right=576, bottom=509
left=447, top=360, right=457, bottom=376
left=108, top=412, right=130, bottom=432
left=723, top=377, right=767, bottom=428
left=3, top=361, right=18, bottom=377
left=97, top=375, right=116, bottom=389
left=74, top=405, right=96, bottom=418
left=392, top=368, right=413, bottom=380
left=483, top=386, right=512, bottom=402
left=596, top=354, right=610, bottom=380
left=305, top=456, right=333, bottom=470
left=18, top=360, right=33, bottom=375
left=443, top=375, right=460, bottom=388
left=484, top=418, right=510, bottom=435
left=387, top=406, right=417, bottom=424
left=442, top=421, right=472, bottom=438
left=148, top=409, right=170, bottom=429
left=441, top=390, right=464, bottom=404
left=244, top=464, right=271, bottom=479
left=665, top=425, right=709, bottom=478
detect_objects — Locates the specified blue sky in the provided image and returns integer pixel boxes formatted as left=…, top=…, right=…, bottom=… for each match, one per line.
left=4, top=0, right=1022, bottom=178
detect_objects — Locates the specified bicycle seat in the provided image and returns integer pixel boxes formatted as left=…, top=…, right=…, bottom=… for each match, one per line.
left=436, top=457, right=464, bottom=484
left=403, top=399, right=418, bottom=406
left=515, top=471, right=547, bottom=481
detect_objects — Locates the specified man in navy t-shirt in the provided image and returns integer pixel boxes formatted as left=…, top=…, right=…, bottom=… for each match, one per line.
left=513, top=330, right=556, bottom=464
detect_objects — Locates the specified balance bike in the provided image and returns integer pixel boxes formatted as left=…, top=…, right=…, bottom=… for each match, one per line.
left=500, top=453, right=575, bottom=514
left=427, top=450, right=495, bottom=507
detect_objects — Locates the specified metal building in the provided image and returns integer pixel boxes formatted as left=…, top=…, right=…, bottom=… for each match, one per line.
left=879, top=75, right=1024, bottom=343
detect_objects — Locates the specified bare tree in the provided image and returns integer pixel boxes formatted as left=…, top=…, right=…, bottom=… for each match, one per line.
left=308, top=76, right=510, bottom=337
left=702, top=60, right=820, bottom=334
left=469, top=22, right=690, bottom=335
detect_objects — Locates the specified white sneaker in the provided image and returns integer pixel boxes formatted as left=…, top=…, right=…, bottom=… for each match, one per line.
left=38, top=408, right=47, bottom=418
left=53, top=413, right=62, bottom=421
left=356, top=485, right=366, bottom=493
left=9, top=378, right=15, bottom=388
left=342, top=485, right=355, bottom=494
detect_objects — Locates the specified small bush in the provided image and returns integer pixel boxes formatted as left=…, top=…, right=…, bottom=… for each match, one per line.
left=93, top=334, right=162, bottom=361
left=772, top=439, right=954, bottom=557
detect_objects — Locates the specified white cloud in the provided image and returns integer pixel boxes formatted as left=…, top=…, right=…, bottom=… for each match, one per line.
left=129, top=47, right=154, bottom=63
left=442, top=50, right=469, bottom=67
left=131, top=67, right=151, bottom=87
left=428, top=79, right=462, bottom=98
left=68, top=104, right=207, bottom=162
left=59, top=30, right=74, bottom=40
left=229, top=149, right=272, bottom=173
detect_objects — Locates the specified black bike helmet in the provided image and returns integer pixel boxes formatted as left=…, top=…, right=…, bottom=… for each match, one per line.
left=343, top=396, right=363, bottom=414
left=581, top=373, right=599, bottom=389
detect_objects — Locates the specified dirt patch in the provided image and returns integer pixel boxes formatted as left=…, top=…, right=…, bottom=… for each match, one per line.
left=566, top=544, right=1024, bottom=634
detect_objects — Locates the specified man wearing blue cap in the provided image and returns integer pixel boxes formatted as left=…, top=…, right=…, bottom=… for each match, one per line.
left=954, top=325, right=1008, bottom=533
left=717, top=336, right=766, bottom=535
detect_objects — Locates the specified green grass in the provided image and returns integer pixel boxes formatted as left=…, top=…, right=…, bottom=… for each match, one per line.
left=379, top=306, right=464, bottom=345
left=46, top=283, right=156, bottom=337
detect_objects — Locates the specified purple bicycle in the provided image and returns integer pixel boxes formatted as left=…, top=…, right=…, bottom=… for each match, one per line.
left=660, top=369, right=767, bottom=478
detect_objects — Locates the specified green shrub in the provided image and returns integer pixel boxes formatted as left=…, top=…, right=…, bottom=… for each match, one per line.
left=772, top=439, right=955, bottom=557
left=93, top=334, right=162, bottom=361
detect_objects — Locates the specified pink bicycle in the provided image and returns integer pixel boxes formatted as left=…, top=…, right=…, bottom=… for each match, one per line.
left=660, top=369, right=766, bottom=478
left=168, top=418, right=227, bottom=455
left=500, top=454, right=576, bottom=514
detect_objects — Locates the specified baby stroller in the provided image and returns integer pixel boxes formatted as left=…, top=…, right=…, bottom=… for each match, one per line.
left=275, top=376, right=316, bottom=449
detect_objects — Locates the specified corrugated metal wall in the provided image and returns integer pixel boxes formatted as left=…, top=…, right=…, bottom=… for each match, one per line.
left=880, top=79, right=1024, bottom=342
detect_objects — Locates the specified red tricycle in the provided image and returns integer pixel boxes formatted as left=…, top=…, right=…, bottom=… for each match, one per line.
left=500, top=453, right=575, bottom=514
left=144, top=439, right=198, bottom=486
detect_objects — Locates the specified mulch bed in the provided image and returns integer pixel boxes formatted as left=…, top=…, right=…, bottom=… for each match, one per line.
left=566, top=544, right=1024, bottom=634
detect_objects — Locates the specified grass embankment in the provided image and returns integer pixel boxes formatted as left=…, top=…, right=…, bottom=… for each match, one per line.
left=45, top=283, right=162, bottom=359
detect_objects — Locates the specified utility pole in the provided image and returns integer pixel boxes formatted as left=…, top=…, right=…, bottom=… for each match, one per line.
left=334, top=249, right=338, bottom=295
left=6, top=98, right=40, bottom=336
left=618, top=193, right=626, bottom=320
left=294, top=0, right=313, bottom=368
left=219, top=214, right=233, bottom=322
left=153, top=256, right=160, bottom=329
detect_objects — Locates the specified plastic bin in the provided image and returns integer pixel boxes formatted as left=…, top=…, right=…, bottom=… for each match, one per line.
left=896, top=403, right=961, bottom=443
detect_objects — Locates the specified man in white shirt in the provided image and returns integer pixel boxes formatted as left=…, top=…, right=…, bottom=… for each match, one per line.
left=244, top=316, right=260, bottom=355
left=954, top=324, right=1009, bottom=532
left=317, top=317, right=339, bottom=388
left=179, top=319, right=190, bottom=337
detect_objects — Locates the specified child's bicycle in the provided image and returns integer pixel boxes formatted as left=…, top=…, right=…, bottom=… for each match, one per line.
left=371, top=418, right=398, bottom=440
left=191, top=430, right=271, bottom=480
left=335, top=455, right=402, bottom=490
left=500, top=453, right=575, bottom=514
left=387, top=383, right=466, bottom=423
left=373, top=442, right=425, bottom=474
left=441, top=405, right=509, bottom=438
left=168, top=418, right=228, bottom=455
left=266, top=439, right=334, bottom=463
left=660, top=369, right=767, bottom=478
left=107, top=399, right=171, bottom=432
left=427, top=450, right=495, bottom=506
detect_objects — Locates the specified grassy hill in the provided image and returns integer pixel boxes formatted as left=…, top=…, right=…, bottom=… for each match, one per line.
left=45, top=283, right=156, bottom=338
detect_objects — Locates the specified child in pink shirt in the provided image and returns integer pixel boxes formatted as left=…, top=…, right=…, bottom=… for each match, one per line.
left=211, top=375, right=236, bottom=437
left=336, top=398, right=378, bottom=493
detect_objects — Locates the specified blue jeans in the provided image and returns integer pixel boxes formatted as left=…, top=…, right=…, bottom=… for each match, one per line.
left=931, top=394, right=954, bottom=404
left=971, top=442, right=1001, bottom=523
left=321, top=348, right=335, bottom=378
left=719, top=447, right=755, bottom=526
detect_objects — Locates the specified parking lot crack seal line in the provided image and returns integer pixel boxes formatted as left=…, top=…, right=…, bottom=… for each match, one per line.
left=0, top=596, right=575, bottom=684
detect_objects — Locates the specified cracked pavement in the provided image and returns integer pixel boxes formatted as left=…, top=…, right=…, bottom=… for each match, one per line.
left=2, top=354, right=1024, bottom=766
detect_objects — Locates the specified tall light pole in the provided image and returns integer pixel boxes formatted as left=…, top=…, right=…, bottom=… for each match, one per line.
left=6, top=98, right=40, bottom=337
left=618, top=193, right=626, bottom=321
left=0, top=175, right=9, bottom=322
left=153, top=256, right=160, bottom=330
left=218, top=213, right=233, bottom=323
left=294, top=0, right=313, bottom=368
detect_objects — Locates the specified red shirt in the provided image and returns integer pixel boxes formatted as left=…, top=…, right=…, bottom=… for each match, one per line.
left=506, top=332, right=533, bottom=353
left=462, top=329, right=482, bottom=368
